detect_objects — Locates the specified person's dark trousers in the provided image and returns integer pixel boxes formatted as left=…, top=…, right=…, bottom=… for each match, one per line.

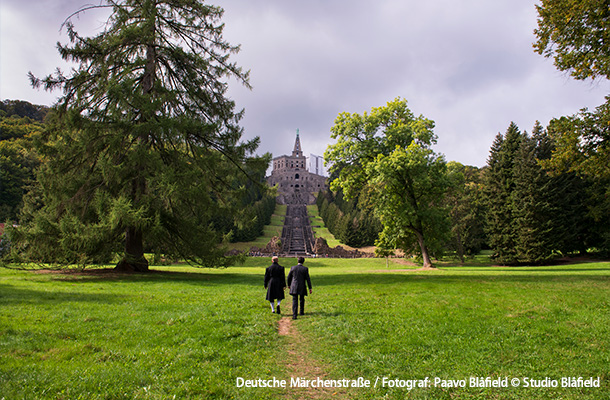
left=292, top=294, right=305, bottom=318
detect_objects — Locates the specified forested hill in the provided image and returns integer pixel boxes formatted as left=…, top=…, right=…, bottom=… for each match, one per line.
left=0, top=100, right=49, bottom=122
left=0, top=100, right=46, bottom=222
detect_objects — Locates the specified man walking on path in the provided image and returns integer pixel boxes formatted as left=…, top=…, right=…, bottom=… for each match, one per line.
left=287, top=257, right=312, bottom=320
left=264, top=256, right=286, bottom=314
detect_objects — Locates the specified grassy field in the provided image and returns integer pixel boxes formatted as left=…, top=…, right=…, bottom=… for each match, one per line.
left=1, top=258, right=608, bottom=399
left=307, top=204, right=342, bottom=247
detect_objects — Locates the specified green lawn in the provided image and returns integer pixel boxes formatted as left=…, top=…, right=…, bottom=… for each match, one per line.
left=307, top=204, right=343, bottom=247
left=1, top=258, right=609, bottom=399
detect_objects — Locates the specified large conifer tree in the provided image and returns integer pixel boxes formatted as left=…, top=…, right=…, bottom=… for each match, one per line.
left=512, top=130, right=556, bottom=264
left=484, top=121, right=600, bottom=264
left=483, top=122, right=522, bottom=264
left=8, top=0, right=263, bottom=270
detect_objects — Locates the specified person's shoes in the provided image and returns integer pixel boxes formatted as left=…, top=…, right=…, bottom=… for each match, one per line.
left=292, top=316, right=297, bottom=320
left=276, top=305, right=281, bottom=314
left=299, top=312, right=304, bottom=316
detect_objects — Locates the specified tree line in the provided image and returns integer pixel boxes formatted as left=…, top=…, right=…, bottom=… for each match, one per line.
left=321, top=0, right=610, bottom=266
left=316, top=188, right=381, bottom=248
left=322, top=103, right=608, bottom=266
left=0, top=101, right=46, bottom=222
left=482, top=122, right=607, bottom=264
left=2, top=0, right=608, bottom=269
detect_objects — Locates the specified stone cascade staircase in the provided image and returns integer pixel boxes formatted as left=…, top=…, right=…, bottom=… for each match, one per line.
left=281, top=205, right=315, bottom=256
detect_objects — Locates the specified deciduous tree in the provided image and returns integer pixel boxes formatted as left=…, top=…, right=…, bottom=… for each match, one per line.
left=445, top=162, right=486, bottom=263
left=534, top=0, right=610, bottom=81
left=543, top=100, right=610, bottom=179
left=534, top=0, right=610, bottom=253
left=534, top=0, right=610, bottom=179
left=325, top=98, right=449, bottom=268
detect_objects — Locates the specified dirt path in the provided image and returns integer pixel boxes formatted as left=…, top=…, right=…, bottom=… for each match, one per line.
left=278, top=316, right=347, bottom=399
left=278, top=316, right=294, bottom=337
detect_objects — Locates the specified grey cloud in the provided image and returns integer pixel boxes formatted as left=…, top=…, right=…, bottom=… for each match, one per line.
left=2, top=0, right=609, bottom=168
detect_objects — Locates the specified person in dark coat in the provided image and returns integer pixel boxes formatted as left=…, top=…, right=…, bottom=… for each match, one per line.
left=287, top=256, right=312, bottom=320
left=264, top=256, right=286, bottom=314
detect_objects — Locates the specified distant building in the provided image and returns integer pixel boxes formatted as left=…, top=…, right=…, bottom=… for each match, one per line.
left=308, top=153, right=326, bottom=177
left=267, top=130, right=328, bottom=205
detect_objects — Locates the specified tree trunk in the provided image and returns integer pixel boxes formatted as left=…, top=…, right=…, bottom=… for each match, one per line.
left=115, top=225, right=149, bottom=272
left=414, top=229, right=435, bottom=269
left=114, top=19, right=155, bottom=274
left=456, top=231, right=465, bottom=263
left=115, top=175, right=149, bottom=272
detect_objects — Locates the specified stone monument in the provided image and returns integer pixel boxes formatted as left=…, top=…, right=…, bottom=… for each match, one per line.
left=267, top=129, right=328, bottom=205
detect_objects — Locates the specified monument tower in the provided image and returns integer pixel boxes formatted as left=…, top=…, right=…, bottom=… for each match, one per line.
left=267, top=130, right=328, bottom=205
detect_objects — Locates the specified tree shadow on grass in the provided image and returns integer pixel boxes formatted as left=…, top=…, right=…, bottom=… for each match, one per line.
left=0, top=283, right=122, bottom=305
left=18, top=265, right=610, bottom=288
left=40, top=268, right=258, bottom=286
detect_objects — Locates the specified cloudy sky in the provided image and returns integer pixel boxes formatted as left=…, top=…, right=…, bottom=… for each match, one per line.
left=1, top=0, right=608, bottom=168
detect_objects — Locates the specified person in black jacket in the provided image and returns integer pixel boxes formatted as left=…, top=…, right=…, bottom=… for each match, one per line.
left=264, top=256, right=286, bottom=314
left=287, top=257, right=312, bottom=320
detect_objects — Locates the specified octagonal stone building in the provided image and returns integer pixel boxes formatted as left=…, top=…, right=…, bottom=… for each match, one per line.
left=267, top=131, right=328, bottom=205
